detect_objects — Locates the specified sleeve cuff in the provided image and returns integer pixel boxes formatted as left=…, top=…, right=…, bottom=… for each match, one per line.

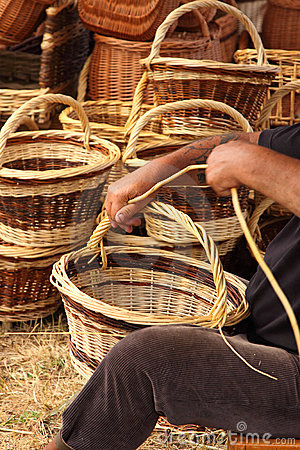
left=55, top=431, right=74, bottom=450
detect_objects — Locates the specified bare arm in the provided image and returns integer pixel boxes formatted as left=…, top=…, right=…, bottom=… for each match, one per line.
left=105, top=131, right=261, bottom=231
left=206, top=140, right=300, bottom=218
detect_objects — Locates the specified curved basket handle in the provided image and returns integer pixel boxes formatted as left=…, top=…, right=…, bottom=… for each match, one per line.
left=146, top=0, right=267, bottom=66
left=123, top=99, right=253, bottom=162
left=247, top=197, right=275, bottom=247
left=255, top=80, right=300, bottom=129
left=0, top=93, right=91, bottom=159
left=77, top=55, right=92, bottom=103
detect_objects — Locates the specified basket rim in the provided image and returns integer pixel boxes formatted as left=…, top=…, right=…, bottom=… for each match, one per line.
left=141, top=57, right=280, bottom=74
left=51, top=244, right=248, bottom=326
left=0, top=130, right=120, bottom=181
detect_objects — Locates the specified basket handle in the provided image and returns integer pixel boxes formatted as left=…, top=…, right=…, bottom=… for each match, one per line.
left=255, top=80, right=300, bottom=129
left=0, top=93, right=91, bottom=157
left=247, top=197, right=275, bottom=248
left=123, top=99, right=253, bottom=162
left=77, top=55, right=92, bottom=103
left=146, top=0, right=267, bottom=66
left=178, top=2, right=211, bottom=38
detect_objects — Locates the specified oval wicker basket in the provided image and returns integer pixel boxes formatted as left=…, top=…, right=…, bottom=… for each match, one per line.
left=124, top=99, right=252, bottom=245
left=88, top=15, right=222, bottom=103
left=0, top=0, right=55, bottom=46
left=127, top=0, right=278, bottom=137
left=0, top=93, right=120, bottom=248
left=77, top=0, right=180, bottom=41
left=51, top=201, right=249, bottom=377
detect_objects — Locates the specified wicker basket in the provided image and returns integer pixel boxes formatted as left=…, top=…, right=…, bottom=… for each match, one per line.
left=214, top=0, right=239, bottom=62
left=0, top=93, right=120, bottom=248
left=0, top=0, right=55, bottom=46
left=234, top=51, right=300, bottom=127
left=123, top=99, right=252, bottom=245
left=0, top=0, right=90, bottom=127
left=88, top=15, right=222, bottom=103
left=236, top=0, right=267, bottom=34
left=262, top=0, right=300, bottom=51
left=77, top=0, right=180, bottom=41
left=51, top=202, right=249, bottom=377
left=0, top=238, right=87, bottom=323
left=128, top=0, right=278, bottom=137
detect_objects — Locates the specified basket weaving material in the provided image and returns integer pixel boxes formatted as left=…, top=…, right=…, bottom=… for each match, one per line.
left=128, top=0, right=278, bottom=136
left=77, top=0, right=180, bottom=41
left=262, top=0, right=300, bottom=50
left=88, top=18, right=222, bottom=103
left=0, top=0, right=90, bottom=127
left=214, top=0, right=239, bottom=63
left=0, top=0, right=55, bottom=46
left=51, top=201, right=248, bottom=375
left=124, top=99, right=252, bottom=245
left=0, top=93, right=120, bottom=248
left=236, top=0, right=267, bottom=34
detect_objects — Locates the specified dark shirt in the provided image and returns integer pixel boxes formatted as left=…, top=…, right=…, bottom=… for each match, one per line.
left=246, top=124, right=300, bottom=354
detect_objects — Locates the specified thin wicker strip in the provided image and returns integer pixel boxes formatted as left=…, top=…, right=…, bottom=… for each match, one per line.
left=77, top=0, right=180, bottom=41
left=0, top=0, right=55, bottom=46
left=88, top=17, right=222, bottom=103
left=126, top=0, right=278, bottom=136
left=124, top=99, right=252, bottom=245
left=0, top=93, right=120, bottom=247
left=234, top=52, right=300, bottom=127
left=262, top=0, right=300, bottom=50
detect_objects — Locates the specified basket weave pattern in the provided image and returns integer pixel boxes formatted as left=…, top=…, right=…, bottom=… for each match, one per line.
left=262, top=1, right=300, bottom=50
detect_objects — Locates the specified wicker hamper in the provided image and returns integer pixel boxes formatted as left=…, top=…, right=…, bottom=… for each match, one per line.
left=0, top=93, right=120, bottom=248
left=0, top=0, right=90, bottom=127
left=262, top=0, right=300, bottom=51
left=0, top=0, right=55, bottom=46
left=88, top=15, right=222, bottom=103
left=127, top=0, right=278, bottom=137
left=77, top=0, right=180, bottom=41
left=51, top=202, right=249, bottom=378
left=123, top=99, right=253, bottom=246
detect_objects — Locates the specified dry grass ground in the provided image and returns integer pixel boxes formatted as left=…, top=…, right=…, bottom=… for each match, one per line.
left=0, top=311, right=227, bottom=450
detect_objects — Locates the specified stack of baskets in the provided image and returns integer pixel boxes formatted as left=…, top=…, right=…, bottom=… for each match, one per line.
left=0, top=93, right=120, bottom=323
left=0, top=0, right=90, bottom=128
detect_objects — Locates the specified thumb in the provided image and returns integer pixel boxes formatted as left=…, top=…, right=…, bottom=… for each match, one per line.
left=115, top=199, right=149, bottom=226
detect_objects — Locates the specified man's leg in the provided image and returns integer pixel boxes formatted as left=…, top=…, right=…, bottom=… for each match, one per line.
left=50, top=325, right=300, bottom=449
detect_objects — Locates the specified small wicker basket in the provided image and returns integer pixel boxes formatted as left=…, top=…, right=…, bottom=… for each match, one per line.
left=0, top=93, right=120, bottom=248
left=51, top=202, right=249, bottom=378
left=123, top=99, right=252, bottom=246
left=0, top=0, right=55, bottom=46
left=77, top=0, right=180, bottom=41
left=127, top=0, right=278, bottom=137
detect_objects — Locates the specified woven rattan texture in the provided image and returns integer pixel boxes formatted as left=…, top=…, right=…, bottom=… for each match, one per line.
left=0, top=50, right=41, bottom=85
left=0, top=0, right=53, bottom=46
left=88, top=27, right=222, bottom=103
left=213, top=0, right=239, bottom=62
left=77, top=0, right=180, bottom=41
left=262, top=2, right=300, bottom=50
left=237, top=0, right=267, bottom=34
left=254, top=215, right=291, bottom=254
left=234, top=50, right=300, bottom=127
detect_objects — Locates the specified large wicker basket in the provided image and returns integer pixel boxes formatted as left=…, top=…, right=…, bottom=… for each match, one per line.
left=0, top=0, right=55, bottom=46
left=0, top=93, right=120, bottom=248
left=127, top=0, right=278, bottom=137
left=234, top=51, right=300, bottom=127
left=88, top=15, right=222, bottom=103
left=77, top=0, right=180, bottom=41
left=0, top=0, right=90, bottom=127
left=262, top=0, right=300, bottom=51
left=51, top=202, right=249, bottom=378
left=123, top=99, right=252, bottom=245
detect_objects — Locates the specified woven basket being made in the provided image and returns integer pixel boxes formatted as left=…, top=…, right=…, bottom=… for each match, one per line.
left=77, top=0, right=180, bottom=41
left=88, top=17, right=222, bottom=103
left=128, top=0, right=278, bottom=137
left=0, top=0, right=90, bottom=127
left=123, top=99, right=252, bottom=245
left=51, top=202, right=248, bottom=376
left=262, top=0, right=300, bottom=50
left=234, top=51, right=300, bottom=127
left=0, top=93, right=120, bottom=248
left=0, top=0, right=55, bottom=46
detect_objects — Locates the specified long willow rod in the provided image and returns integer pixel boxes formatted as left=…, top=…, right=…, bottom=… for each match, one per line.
left=128, top=164, right=300, bottom=362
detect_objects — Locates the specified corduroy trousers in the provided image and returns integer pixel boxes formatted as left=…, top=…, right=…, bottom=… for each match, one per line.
left=55, top=325, right=300, bottom=450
